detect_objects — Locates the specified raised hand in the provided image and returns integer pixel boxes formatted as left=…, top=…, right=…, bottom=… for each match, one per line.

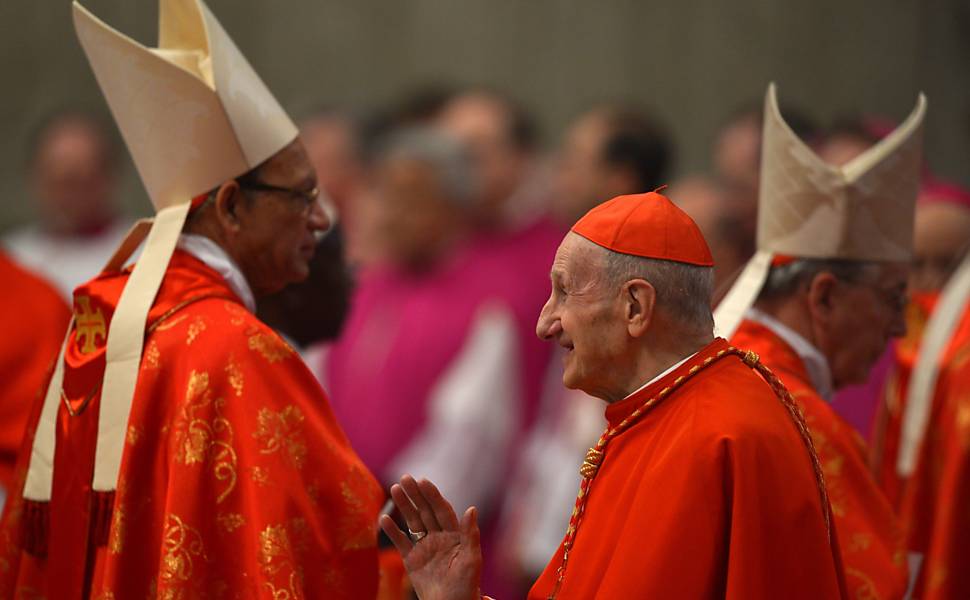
left=379, top=475, right=484, bottom=600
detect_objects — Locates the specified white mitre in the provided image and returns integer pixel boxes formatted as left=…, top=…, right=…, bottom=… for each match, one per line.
left=24, top=0, right=298, bottom=503
left=714, top=83, right=927, bottom=338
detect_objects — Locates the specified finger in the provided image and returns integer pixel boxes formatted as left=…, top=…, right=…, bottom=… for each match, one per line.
left=400, top=475, right=443, bottom=532
left=390, top=482, right=426, bottom=537
left=417, top=478, right=461, bottom=531
left=460, top=506, right=482, bottom=552
left=379, top=514, right=413, bottom=559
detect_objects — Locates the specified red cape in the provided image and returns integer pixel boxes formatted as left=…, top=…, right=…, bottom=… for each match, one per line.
left=0, top=250, right=384, bottom=599
left=528, top=338, right=846, bottom=599
left=733, top=319, right=908, bottom=600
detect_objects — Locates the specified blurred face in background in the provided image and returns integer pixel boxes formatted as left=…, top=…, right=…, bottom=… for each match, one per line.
left=374, top=156, right=464, bottom=271
left=556, top=111, right=613, bottom=223
left=437, top=93, right=529, bottom=225
left=911, top=201, right=970, bottom=293
left=301, top=114, right=364, bottom=216
left=30, top=118, right=118, bottom=235
left=713, top=112, right=761, bottom=199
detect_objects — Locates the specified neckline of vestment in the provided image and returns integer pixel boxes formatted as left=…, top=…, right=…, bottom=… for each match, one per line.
left=604, top=338, right=729, bottom=428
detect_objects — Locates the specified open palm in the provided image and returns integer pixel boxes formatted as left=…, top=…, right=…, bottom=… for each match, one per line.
left=380, top=475, right=484, bottom=600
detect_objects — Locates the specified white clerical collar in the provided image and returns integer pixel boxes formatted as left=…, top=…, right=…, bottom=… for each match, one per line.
left=746, top=308, right=834, bottom=401
left=622, top=351, right=698, bottom=402
left=176, top=233, right=256, bottom=313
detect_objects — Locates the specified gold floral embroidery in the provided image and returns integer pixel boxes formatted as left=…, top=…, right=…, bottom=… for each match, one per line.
left=155, top=314, right=188, bottom=332
left=93, top=591, right=116, bottom=600
left=160, top=514, right=206, bottom=583
left=217, top=512, right=246, bottom=534
left=253, top=406, right=307, bottom=468
left=338, top=465, right=379, bottom=550
left=226, top=357, right=244, bottom=397
left=259, top=524, right=293, bottom=576
left=224, top=301, right=247, bottom=326
left=846, top=532, right=872, bottom=553
left=172, top=370, right=238, bottom=503
left=109, top=504, right=127, bottom=554
left=144, top=340, right=161, bottom=370
left=259, top=523, right=306, bottom=599
left=127, top=425, right=141, bottom=446
left=251, top=466, right=271, bottom=487
left=929, top=562, right=948, bottom=589
left=248, top=328, right=295, bottom=363
left=186, top=316, right=207, bottom=345
left=844, top=567, right=880, bottom=600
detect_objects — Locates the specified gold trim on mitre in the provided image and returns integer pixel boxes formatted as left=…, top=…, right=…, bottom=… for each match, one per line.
left=23, top=1, right=296, bottom=503
left=714, top=83, right=926, bottom=338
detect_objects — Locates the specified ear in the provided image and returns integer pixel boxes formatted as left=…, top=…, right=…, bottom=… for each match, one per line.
left=623, top=278, right=656, bottom=338
left=212, top=180, right=245, bottom=235
left=806, top=271, right=840, bottom=323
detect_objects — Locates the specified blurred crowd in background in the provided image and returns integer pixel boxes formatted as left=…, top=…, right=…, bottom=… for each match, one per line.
left=4, top=84, right=970, bottom=596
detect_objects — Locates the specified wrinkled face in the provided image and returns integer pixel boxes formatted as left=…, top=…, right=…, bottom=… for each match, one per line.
left=31, top=122, right=116, bottom=233
left=536, top=233, right=631, bottom=399
left=438, top=95, right=526, bottom=217
left=813, top=262, right=909, bottom=387
left=912, top=202, right=970, bottom=293
left=375, top=157, right=460, bottom=270
left=555, top=112, right=612, bottom=222
left=232, top=140, right=329, bottom=296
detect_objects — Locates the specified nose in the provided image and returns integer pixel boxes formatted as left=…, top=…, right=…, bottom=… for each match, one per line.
left=308, top=196, right=331, bottom=233
left=535, top=298, right=562, bottom=341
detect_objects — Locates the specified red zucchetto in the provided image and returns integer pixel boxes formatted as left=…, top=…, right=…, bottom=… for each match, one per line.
left=570, top=192, right=715, bottom=267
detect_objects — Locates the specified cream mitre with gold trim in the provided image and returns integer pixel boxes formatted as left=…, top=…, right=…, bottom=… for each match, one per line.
left=714, top=83, right=927, bottom=338
left=24, top=0, right=298, bottom=503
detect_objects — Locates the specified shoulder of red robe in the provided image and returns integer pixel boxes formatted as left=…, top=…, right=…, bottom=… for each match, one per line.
left=570, top=191, right=715, bottom=267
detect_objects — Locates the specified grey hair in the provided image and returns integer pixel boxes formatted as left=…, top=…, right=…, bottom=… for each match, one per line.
left=602, top=249, right=715, bottom=332
left=758, top=258, right=880, bottom=301
left=376, top=127, right=478, bottom=205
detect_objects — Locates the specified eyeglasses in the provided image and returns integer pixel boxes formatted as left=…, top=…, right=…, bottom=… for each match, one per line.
left=237, top=178, right=320, bottom=214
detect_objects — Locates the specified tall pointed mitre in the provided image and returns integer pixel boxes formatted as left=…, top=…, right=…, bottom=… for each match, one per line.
left=713, top=83, right=926, bottom=338
left=23, top=0, right=297, bottom=504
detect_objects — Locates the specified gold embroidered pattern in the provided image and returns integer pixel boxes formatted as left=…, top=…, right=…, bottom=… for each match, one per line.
left=251, top=466, right=271, bottom=487
left=253, top=406, right=307, bottom=468
left=108, top=487, right=127, bottom=554
left=259, top=523, right=305, bottom=599
left=217, top=512, right=246, bottom=534
left=259, top=524, right=293, bottom=576
left=846, top=532, right=872, bottom=553
left=248, top=328, right=295, bottom=363
left=160, top=514, right=206, bottom=583
left=75, top=296, right=107, bottom=354
left=225, top=301, right=247, bottom=326
left=226, top=357, right=244, bottom=397
left=172, top=371, right=238, bottom=503
left=186, top=316, right=207, bottom=345
left=844, top=567, right=881, bottom=600
left=339, top=466, right=379, bottom=550
left=144, top=340, right=161, bottom=370
left=126, top=425, right=141, bottom=446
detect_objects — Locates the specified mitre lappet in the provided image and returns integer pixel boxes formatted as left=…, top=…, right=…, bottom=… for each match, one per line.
left=714, top=83, right=927, bottom=338
left=22, top=0, right=297, bottom=519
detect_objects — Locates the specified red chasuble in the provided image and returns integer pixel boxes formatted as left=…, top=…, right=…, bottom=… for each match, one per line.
left=870, top=292, right=939, bottom=509
left=898, top=301, right=970, bottom=599
left=0, top=250, right=384, bottom=599
left=528, top=338, right=846, bottom=600
left=0, top=251, right=70, bottom=490
left=732, top=319, right=908, bottom=600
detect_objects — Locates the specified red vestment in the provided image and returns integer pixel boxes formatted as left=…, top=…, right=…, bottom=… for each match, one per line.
left=0, top=250, right=384, bottom=599
left=870, top=292, right=939, bottom=509
left=732, top=319, right=908, bottom=600
left=528, top=338, right=846, bottom=599
left=898, top=300, right=970, bottom=599
left=0, top=251, right=70, bottom=490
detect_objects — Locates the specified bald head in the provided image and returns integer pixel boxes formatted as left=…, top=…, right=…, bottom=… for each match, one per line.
left=913, top=201, right=970, bottom=292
